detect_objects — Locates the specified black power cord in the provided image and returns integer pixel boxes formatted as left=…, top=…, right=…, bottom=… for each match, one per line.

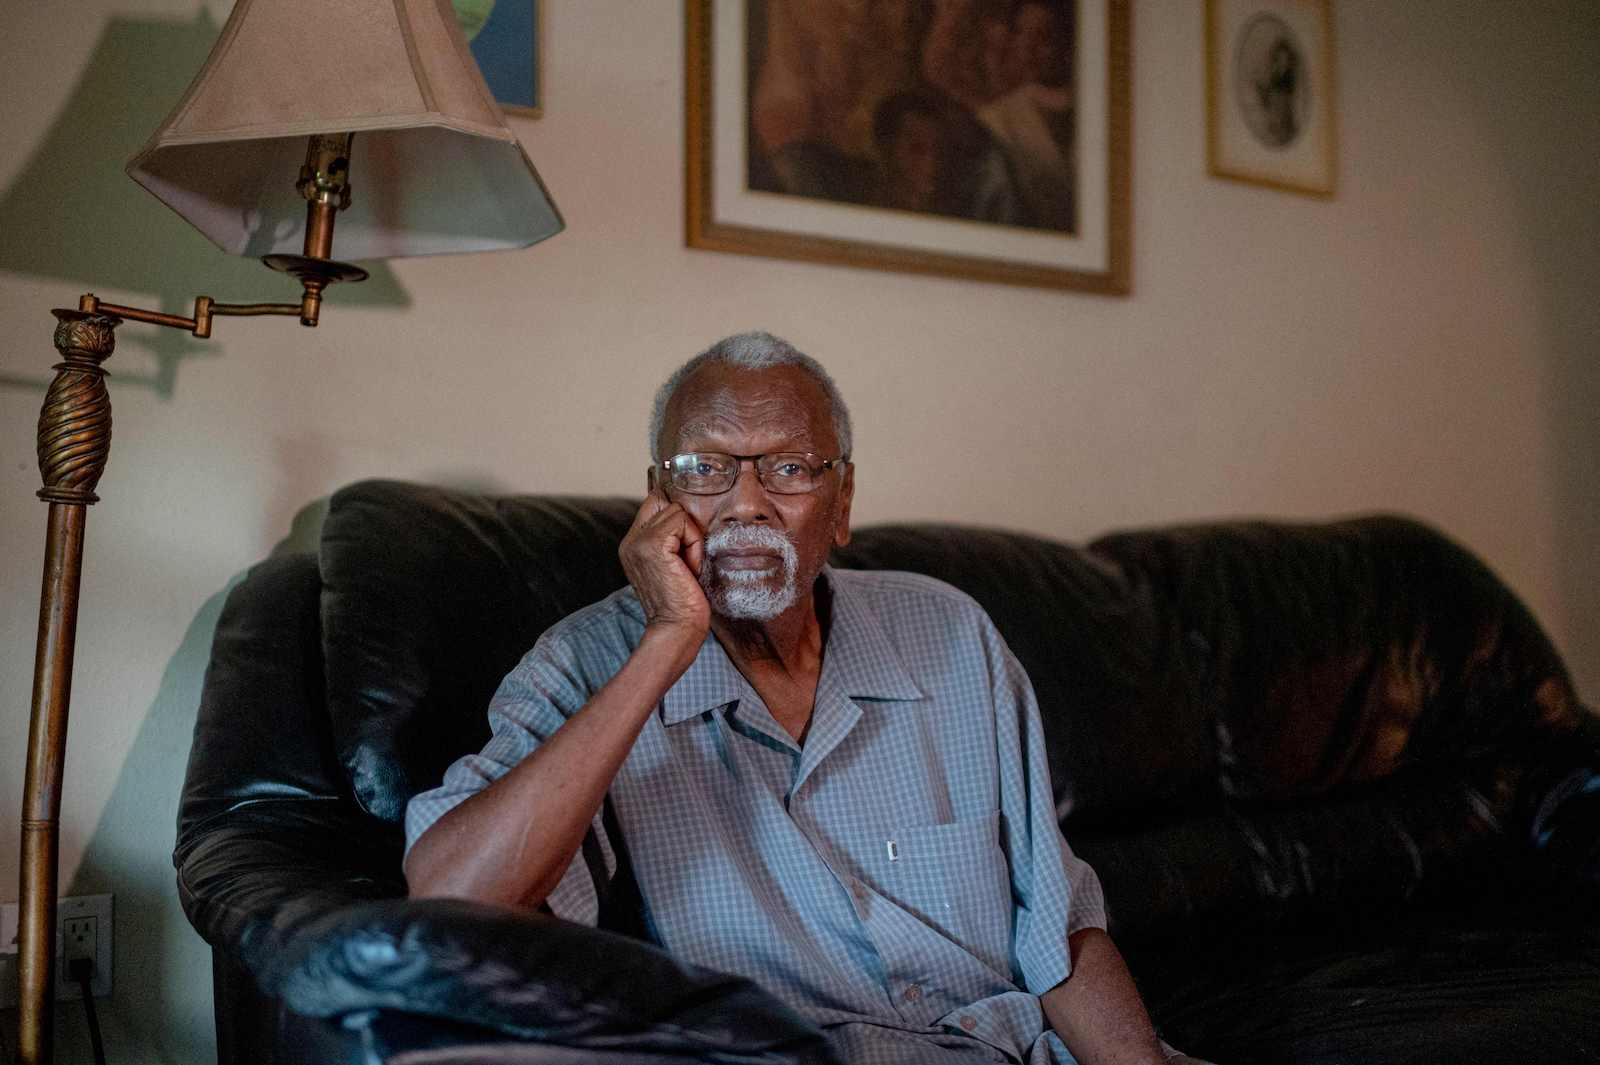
left=67, top=957, right=107, bottom=1065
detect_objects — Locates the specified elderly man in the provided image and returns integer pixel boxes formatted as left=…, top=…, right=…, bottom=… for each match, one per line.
left=405, top=333, right=1196, bottom=1065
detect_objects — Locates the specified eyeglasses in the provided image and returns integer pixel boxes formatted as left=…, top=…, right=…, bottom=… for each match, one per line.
left=658, top=452, right=846, bottom=496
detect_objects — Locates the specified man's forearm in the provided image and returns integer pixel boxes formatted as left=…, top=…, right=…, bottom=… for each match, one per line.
left=1039, top=928, right=1168, bottom=1065
left=403, top=625, right=700, bottom=908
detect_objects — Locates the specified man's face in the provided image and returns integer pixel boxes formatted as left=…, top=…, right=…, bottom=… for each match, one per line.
left=656, top=363, right=854, bottom=623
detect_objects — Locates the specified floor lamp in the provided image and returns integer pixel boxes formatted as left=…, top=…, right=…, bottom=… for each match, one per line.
left=16, top=1, right=562, bottom=1061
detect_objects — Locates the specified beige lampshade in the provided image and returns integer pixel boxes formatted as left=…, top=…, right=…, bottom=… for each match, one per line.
left=126, top=0, right=562, bottom=261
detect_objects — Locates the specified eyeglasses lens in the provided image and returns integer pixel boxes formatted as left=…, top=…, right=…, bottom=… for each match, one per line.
left=667, top=453, right=822, bottom=495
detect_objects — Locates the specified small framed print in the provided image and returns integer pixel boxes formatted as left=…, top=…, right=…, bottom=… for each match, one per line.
left=1206, top=0, right=1336, bottom=196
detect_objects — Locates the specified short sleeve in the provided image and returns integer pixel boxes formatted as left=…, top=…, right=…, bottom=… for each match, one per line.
left=985, top=618, right=1107, bottom=995
left=402, top=618, right=626, bottom=926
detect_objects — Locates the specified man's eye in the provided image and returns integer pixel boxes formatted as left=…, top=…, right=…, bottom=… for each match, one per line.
left=677, top=455, right=728, bottom=477
left=773, top=463, right=805, bottom=477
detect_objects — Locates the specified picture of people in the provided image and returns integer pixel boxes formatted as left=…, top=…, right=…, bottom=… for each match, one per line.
left=744, top=0, right=1079, bottom=235
left=685, top=0, right=1130, bottom=292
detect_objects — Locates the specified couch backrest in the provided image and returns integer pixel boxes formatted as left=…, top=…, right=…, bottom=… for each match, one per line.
left=319, top=480, right=640, bottom=823
left=314, top=480, right=1596, bottom=937
left=1087, top=518, right=1582, bottom=803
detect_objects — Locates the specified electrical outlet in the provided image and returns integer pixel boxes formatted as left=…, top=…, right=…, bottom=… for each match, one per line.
left=63, top=916, right=97, bottom=963
left=55, top=894, right=113, bottom=1001
left=0, top=896, right=113, bottom=1007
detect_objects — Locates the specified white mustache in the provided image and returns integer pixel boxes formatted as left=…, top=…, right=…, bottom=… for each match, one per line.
left=703, top=525, right=795, bottom=557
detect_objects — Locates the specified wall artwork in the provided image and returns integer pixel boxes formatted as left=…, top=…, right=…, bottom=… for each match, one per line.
left=1206, top=0, right=1335, bottom=196
left=455, top=0, right=541, bottom=117
left=685, top=0, right=1131, bottom=294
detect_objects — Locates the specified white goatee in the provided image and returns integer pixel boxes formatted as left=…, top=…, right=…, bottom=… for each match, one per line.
left=699, top=525, right=800, bottom=621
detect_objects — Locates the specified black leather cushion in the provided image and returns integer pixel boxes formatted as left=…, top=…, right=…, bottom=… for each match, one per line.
left=1088, top=517, right=1587, bottom=802
left=318, top=480, right=639, bottom=823
left=1075, top=518, right=1599, bottom=939
left=1147, top=924, right=1600, bottom=1065
left=263, top=899, right=841, bottom=1065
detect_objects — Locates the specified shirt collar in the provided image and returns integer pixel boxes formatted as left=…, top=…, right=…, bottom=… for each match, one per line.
left=658, top=567, right=923, bottom=728
left=816, top=567, right=925, bottom=702
left=659, top=631, right=745, bottom=726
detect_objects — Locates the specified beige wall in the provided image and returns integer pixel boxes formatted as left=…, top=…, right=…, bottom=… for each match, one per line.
left=2, top=1, right=1596, bottom=1060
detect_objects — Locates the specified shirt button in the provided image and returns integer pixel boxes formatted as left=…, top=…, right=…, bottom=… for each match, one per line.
left=903, top=983, right=922, bottom=1003
left=959, top=1015, right=977, bottom=1032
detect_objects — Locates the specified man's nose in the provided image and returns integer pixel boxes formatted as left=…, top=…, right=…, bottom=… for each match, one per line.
left=719, top=462, right=773, bottom=523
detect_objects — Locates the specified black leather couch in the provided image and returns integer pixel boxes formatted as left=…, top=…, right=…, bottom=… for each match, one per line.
left=177, top=479, right=1600, bottom=1064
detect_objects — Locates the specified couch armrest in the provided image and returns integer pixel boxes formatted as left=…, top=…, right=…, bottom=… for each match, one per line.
left=260, top=898, right=840, bottom=1065
left=176, top=799, right=405, bottom=961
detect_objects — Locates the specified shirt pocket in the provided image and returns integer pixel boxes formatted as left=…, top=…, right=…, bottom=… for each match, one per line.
left=878, top=811, right=1012, bottom=968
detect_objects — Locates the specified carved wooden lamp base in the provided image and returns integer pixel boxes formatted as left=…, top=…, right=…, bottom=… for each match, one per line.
left=18, top=307, right=118, bottom=1065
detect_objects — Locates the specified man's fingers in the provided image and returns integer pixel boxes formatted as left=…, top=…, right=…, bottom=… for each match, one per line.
left=631, top=487, right=672, bottom=528
left=662, top=507, right=705, bottom=575
left=624, top=504, right=668, bottom=546
left=625, top=495, right=706, bottom=577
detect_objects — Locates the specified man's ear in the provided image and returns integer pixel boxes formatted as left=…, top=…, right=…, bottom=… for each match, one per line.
left=833, top=462, right=855, bottom=547
left=646, top=465, right=657, bottom=493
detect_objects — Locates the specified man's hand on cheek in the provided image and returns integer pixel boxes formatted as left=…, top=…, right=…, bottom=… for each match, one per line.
left=620, top=488, right=711, bottom=641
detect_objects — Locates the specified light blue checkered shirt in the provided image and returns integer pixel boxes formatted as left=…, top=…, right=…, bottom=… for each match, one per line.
left=406, top=568, right=1107, bottom=1064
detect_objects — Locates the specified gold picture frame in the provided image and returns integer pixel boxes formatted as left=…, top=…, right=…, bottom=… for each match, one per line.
left=685, top=0, right=1132, bottom=294
left=1206, top=0, right=1336, bottom=196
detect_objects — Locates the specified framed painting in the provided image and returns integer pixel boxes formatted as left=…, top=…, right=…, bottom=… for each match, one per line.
left=455, top=0, right=542, bottom=117
left=1206, top=0, right=1335, bottom=196
left=685, top=0, right=1132, bottom=294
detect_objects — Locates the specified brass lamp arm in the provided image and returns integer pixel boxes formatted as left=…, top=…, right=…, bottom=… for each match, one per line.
left=81, top=247, right=369, bottom=336
left=84, top=294, right=303, bottom=337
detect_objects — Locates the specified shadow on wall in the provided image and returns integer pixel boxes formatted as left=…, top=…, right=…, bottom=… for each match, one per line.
left=62, top=582, right=232, bottom=1064
left=62, top=499, right=331, bottom=1064
left=0, top=9, right=410, bottom=400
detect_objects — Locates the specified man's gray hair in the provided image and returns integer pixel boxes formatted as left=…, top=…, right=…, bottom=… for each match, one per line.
left=648, top=331, right=854, bottom=460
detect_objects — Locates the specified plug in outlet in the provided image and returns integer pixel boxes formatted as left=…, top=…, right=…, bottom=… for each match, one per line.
left=55, top=894, right=113, bottom=1001
left=0, top=895, right=112, bottom=1007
